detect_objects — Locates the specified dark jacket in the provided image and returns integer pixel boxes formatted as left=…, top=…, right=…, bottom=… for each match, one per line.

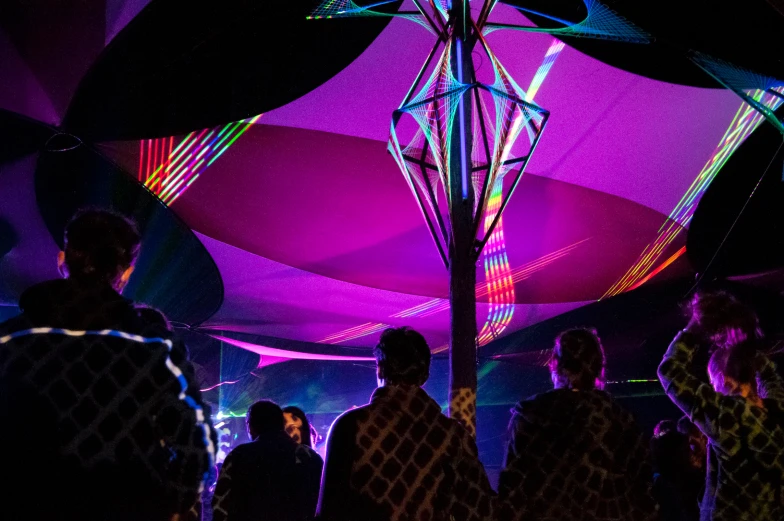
left=0, top=279, right=214, bottom=521
left=650, top=431, right=702, bottom=521
left=211, top=430, right=324, bottom=521
left=658, top=331, right=784, bottom=521
left=316, top=384, right=495, bottom=521
left=497, top=388, right=657, bottom=521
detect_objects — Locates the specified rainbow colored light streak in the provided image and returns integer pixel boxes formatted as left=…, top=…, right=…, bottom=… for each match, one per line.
left=477, top=182, right=515, bottom=345
left=602, top=88, right=784, bottom=298
left=137, top=114, right=263, bottom=205
left=319, top=322, right=391, bottom=344
left=476, top=38, right=564, bottom=346
left=525, top=40, right=565, bottom=103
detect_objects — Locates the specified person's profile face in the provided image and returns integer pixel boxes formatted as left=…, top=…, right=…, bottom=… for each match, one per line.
left=284, top=412, right=303, bottom=444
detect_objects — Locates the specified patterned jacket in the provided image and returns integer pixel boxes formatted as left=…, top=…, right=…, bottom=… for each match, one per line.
left=658, top=331, right=784, bottom=521
left=316, top=384, right=495, bottom=521
left=212, top=430, right=323, bottom=521
left=0, top=279, right=215, bottom=521
left=497, top=388, right=657, bottom=521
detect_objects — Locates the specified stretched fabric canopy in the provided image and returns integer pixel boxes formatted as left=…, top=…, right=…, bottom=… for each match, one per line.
left=0, top=0, right=782, bottom=362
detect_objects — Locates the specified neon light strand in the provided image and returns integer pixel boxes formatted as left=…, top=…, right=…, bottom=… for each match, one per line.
left=306, top=0, right=436, bottom=33
left=200, top=378, right=243, bottom=392
left=484, top=0, right=652, bottom=43
left=525, top=40, right=566, bottom=103
left=477, top=182, right=515, bottom=345
left=690, top=52, right=784, bottom=135
left=319, top=322, right=391, bottom=344
left=625, top=246, right=686, bottom=293
left=137, top=114, right=263, bottom=205
left=475, top=38, right=564, bottom=346
left=602, top=88, right=784, bottom=298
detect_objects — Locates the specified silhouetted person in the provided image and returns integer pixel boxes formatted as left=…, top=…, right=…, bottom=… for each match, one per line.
left=659, top=291, right=784, bottom=521
left=497, top=328, right=656, bottom=521
left=0, top=208, right=214, bottom=521
left=212, top=400, right=323, bottom=521
left=317, top=327, right=495, bottom=521
left=651, top=421, right=701, bottom=521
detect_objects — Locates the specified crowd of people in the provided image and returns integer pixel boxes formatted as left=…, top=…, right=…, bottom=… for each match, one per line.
left=1, top=208, right=783, bottom=521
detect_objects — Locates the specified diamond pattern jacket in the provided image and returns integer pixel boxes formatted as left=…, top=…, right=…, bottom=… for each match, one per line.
left=316, top=384, right=495, bottom=521
left=0, top=279, right=215, bottom=521
left=497, top=388, right=657, bottom=521
left=658, top=331, right=784, bottom=521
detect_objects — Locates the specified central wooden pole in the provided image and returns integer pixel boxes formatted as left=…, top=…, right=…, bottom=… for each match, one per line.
left=447, top=0, right=478, bottom=437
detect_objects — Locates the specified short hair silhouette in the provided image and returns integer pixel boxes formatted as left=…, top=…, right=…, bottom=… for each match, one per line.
left=63, top=208, right=140, bottom=286
left=374, top=327, right=431, bottom=386
left=246, top=400, right=284, bottom=437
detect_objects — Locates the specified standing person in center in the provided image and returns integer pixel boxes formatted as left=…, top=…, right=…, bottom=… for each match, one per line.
left=317, top=326, right=495, bottom=521
left=212, top=400, right=324, bottom=521
left=497, top=328, right=656, bottom=521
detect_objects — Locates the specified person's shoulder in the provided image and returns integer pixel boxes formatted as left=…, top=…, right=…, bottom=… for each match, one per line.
left=18, top=279, right=65, bottom=306
left=326, top=405, right=367, bottom=442
left=586, top=388, right=625, bottom=411
left=0, top=314, right=28, bottom=337
left=296, top=444, right=324, bottom=465
left=8, top=279, right=67, bottom=328
left=521, top=388, right=559, bottom=404
left=333, top=404, right=369, bottom=426
left=133, top=304, right=172, bottom=334
left=442, top=414, right=472, bottom=437
left=511, top=389, right=564, bottom=417
left=587, top=390, right=644, bottom=428
left=226, top=440, right=257, bottom=459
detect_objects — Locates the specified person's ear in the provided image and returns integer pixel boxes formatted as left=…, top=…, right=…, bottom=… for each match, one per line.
left=376, top=363, right=385, bottom=383
left=57, top=251, right=66, bottom=278
left=116, top=266, right=135, bottom=291
left=121, top=266, right=134, bottom=283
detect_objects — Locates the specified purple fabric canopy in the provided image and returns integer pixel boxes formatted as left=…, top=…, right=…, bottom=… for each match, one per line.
left=0, top=0, right=767, bottom=359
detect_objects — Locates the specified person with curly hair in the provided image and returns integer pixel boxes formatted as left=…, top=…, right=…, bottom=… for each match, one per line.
left=658, top=291, right=784, bottom=521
